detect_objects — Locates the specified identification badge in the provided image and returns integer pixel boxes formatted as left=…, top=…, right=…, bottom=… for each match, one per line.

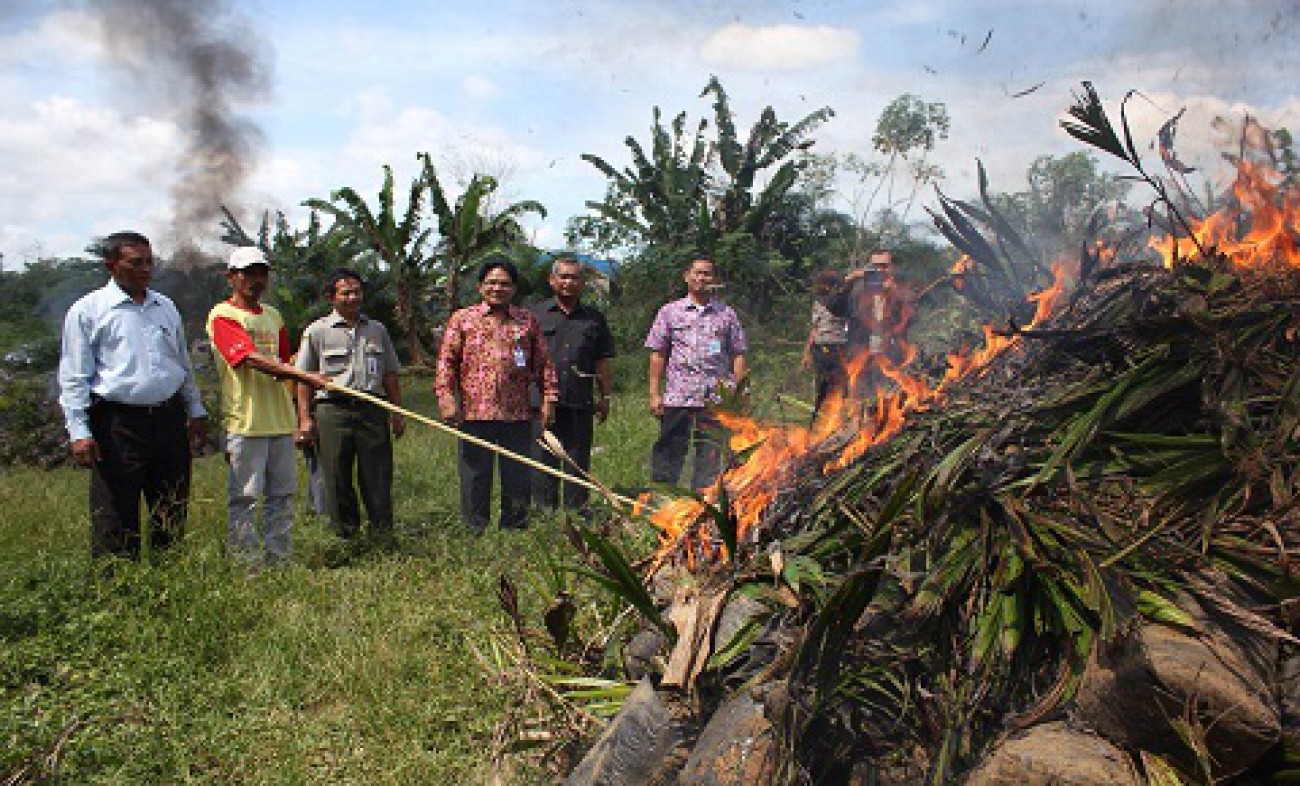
left=512, top=346, right=527, bottom=368
left=708, top=339, right=722, bottom=355
left=367, top=357, right=380, bottom=379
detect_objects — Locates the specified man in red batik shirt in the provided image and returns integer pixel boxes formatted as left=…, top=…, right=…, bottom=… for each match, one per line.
left=435, top=260, right=558, bottom=533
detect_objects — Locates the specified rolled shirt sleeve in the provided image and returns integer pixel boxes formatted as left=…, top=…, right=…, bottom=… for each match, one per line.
left=211, top=316, right=257, bottom=367
left=644, top=306, right=670, bottom=353
left=58, top=301, right=97, bottom=442
left=278, top=327, right=292, bottom=363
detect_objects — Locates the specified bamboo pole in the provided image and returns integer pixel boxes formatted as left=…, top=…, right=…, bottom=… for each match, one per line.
left=322, top=382, right=640, bottom=511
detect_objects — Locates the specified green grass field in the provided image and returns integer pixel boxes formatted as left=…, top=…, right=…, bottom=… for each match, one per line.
left=1, top=350, right=806, bottom=784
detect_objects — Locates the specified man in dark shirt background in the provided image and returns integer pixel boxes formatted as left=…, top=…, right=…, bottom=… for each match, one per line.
left=530, top=257, right=616, bottom=515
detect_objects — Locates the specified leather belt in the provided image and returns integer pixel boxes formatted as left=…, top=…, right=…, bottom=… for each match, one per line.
left=92, top=392, right=183, bottom=414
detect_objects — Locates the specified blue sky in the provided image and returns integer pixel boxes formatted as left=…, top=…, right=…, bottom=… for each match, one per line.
left=1, top=0, right=1296, bottom=263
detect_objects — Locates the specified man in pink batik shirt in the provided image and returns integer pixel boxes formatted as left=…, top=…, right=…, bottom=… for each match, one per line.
left=644, top=257, right=748, bottom=490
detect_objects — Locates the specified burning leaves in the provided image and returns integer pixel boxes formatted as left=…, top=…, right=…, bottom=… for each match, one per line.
left=614, top=85, right=1298, bottom=778
left=646, top=255, right=1071, bottom=565
left=640, top=83, right=1300, bottom=582
left=1150, top=159, right=1300, bottom=270
left=514, top=85, right=1300, bottom=783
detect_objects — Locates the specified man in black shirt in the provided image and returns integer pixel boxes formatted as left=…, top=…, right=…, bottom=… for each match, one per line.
left=530, top=257, right=616, bottom=513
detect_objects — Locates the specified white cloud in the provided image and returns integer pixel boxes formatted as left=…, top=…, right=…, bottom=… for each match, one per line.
left=345, top=95, right=546, bottom=175
left=5, top=0, right=1297, bottom=264
left=239, top=90, right=556, bottom=240
left=701, top=24, right=859, bottom=71
left=0, top=8, right=103, bottom=70
left=0, top=95, right=184, bottom=257
left=461, top=75, right=500, bottom=101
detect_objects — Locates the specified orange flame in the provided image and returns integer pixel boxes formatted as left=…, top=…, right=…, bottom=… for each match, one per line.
left=648, top=261, right=1073, bottom=563
left=649, top=159, right=1298, bottom=569
left=1150, top=161, right=1300, bottom=270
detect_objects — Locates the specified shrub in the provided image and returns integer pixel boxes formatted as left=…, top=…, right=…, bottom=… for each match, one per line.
left=0, top=372, right=67, bottom=469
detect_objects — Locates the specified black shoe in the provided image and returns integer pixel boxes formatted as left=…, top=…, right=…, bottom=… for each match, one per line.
left=368, top=530, right=398, bottom=551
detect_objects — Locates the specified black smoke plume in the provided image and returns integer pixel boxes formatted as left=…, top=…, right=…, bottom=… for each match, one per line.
left=87, top=0, right=270, bottom=249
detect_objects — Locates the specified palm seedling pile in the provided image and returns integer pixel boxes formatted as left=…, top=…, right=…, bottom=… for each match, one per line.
left=774, top=219, right=1299, bottom=783
left=741, top=86, right=1300, bottom=783
left=529, top=85, right=1300, bottom=784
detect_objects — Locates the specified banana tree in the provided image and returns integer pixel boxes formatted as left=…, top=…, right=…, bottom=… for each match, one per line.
left=303, top=165, right=434, bottom=365
left=699, top=75, right=835, bottom=238
left=580, top=107, right=715, bottom=251
left=420, top=152, right=547, bottom=315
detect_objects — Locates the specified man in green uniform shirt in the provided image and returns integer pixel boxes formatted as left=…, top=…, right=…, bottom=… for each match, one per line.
left=295, top=269, right=404, bottom=545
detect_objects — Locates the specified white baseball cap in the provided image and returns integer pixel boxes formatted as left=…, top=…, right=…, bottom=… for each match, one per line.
left=227, top=247, right=270, bottom=270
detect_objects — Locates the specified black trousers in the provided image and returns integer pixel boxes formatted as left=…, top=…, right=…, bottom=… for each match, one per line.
left=812, top=343, right=848, bottom=414
left=87, top=395, right=190, bottom=558
left=458, top=420, right=533, bottom=532
left=650, top=407, right=723, bottom=490
left=533, top=405, right=595, bottom=510
left=315, top=399, right=393, bottom=538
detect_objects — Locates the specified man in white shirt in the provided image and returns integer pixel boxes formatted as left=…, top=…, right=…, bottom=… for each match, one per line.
left=58, top=231, right=208, bottom=558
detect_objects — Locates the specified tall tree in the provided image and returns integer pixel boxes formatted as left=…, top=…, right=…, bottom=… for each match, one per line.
left=862, top=94, right=950, bottom=253
left=699, top=75, right=835, bottom=238
left=421, top=153, right=547, bottom=315
left=581, top=77, right=835, bottom=256
left=579, top=76, right=839, bottom=323
left=304, top=165, right=435, bottom=364
left=990, top=151, right=1131, bottom=251
left=581, top=108, right=714, bottom=251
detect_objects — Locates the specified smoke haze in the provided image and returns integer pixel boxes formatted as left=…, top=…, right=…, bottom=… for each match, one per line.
left=86, top=0, right=269, bottom=248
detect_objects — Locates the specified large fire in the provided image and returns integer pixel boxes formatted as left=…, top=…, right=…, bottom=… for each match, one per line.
left=649, top=159, right=1297, bottom=565
left=648, top=262, right=1068, bottom=563
left=1150, top=160, right=1300, bottom=270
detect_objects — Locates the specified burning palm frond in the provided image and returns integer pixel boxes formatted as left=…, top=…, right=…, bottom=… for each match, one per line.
left=1061, top=81, right=1137, bottom=166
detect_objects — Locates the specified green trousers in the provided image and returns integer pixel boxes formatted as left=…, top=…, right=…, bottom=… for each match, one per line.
left=314, top=399, right=393, bottom=538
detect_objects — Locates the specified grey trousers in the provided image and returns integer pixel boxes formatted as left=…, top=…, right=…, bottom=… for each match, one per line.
left=225, top=434, right=296, bottom=563
left=650, top=407, right=723, bottom=490
left=532, top=405, right=594, bottom=510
